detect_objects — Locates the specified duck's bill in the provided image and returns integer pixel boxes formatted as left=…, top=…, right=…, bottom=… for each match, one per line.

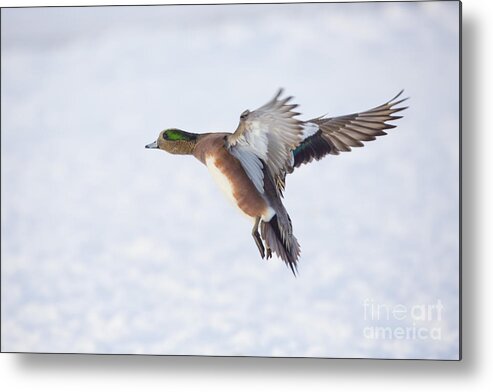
left=145, top=140, right=158, bottom=149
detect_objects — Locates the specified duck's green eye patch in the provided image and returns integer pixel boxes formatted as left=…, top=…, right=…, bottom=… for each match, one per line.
left=165, top=129, right=184, bottom=141
left=164, top=129, right=196, bottom=141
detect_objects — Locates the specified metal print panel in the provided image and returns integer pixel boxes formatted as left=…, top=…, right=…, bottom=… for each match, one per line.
left=0, top=1, right=461, bottom=359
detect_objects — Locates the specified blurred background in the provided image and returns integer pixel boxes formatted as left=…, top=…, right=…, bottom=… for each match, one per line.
left=1, top=2, right=459, bottom=359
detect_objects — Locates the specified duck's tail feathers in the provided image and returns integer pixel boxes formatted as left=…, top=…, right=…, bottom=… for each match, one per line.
left=261, top=214, right=300, bottom=276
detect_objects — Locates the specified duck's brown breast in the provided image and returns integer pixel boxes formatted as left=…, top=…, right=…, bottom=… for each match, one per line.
left=196, top=136, right=271, bottom=219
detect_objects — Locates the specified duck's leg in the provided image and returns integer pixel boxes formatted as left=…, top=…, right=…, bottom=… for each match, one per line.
left=259, top=220, right=272, bottom=259
left=251, top=216, right=265, bottom=259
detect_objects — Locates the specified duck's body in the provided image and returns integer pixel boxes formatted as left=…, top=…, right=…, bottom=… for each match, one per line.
left=193, top=133, right=274, bottom=221
left=146, top=89, right=408, bottom=274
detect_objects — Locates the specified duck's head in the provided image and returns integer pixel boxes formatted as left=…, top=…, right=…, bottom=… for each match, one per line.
left=145, top=128, right=198, bottom=155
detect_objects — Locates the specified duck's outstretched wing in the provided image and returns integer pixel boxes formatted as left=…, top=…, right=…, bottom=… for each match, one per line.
left=291, top=91, right=408, bottom=170
left=226, top=89, right=303, bottom=194
left=227, top=89, right=303, bottom=272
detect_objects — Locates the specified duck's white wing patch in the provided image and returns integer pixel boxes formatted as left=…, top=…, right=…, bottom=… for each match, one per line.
left=302, top=122, right=320, bottom=138
left=227, top=89, right=303, bottom=193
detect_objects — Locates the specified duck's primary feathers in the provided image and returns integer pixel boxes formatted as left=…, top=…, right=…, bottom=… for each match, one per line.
left=146, top=89, right=408, bottom=275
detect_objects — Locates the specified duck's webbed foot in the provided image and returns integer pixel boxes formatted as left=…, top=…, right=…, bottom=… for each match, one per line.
left=251, top=216, right=265, bottom=259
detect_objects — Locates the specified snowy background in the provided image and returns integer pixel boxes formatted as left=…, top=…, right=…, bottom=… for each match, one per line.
left=1, top=2, right=459, bottom=359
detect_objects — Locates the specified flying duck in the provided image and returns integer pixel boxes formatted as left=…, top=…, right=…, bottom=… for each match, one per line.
left=146, top=89, right=408, bottom=274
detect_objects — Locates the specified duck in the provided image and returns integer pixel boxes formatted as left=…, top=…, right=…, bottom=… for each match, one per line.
left=146, top=89, right=408, bottom=275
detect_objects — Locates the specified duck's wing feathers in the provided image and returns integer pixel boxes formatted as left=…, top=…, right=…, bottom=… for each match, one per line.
left=292, top=90, right=408, bottom=169
left=227, top=89, right=303, bottom=194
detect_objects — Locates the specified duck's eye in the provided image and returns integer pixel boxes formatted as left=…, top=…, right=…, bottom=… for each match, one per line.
left=240, top=110, right=250, bottom=120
